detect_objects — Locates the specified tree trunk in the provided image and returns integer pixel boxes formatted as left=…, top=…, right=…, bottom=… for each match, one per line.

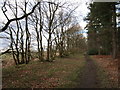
left=112, top=4, right=117, bottom=59
left=47, top=39, right=50, bottom=61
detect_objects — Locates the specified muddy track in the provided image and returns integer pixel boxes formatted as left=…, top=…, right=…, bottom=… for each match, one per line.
left=77, top=55, right=99, bottom=88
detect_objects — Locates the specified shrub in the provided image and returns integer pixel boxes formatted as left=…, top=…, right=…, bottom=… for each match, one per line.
left=87, top=49, right=98, bottom=55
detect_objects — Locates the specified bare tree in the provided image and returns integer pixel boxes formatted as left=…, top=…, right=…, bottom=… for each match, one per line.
left=0, top=1, right=40, bottom=32
left=53, top=5, right=78, bottom=57
left=66, top=24, right=86, bottom=54
left=0, top=0, right=83, bottom=65
left=1, top=0, right=32, bottom=64
left=42, top=1, right=59, bottom=61
left=2, top=0, right=22, bottom=64
left=30, top=1, right=44, bottom=61
left=24, top=0, right=31, bottom=64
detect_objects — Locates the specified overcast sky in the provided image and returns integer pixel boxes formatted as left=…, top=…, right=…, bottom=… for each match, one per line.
left=65, top=0, right=90, bottom=28
left=0, top=0, right=90, bottom=28
left=0, top=0, right=90, bottom=50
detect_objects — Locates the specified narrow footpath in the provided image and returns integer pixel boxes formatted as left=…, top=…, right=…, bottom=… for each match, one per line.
left=77, top=55, right=99, bottom=88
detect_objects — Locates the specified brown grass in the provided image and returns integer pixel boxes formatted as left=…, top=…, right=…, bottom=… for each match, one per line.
left=2, top=54, right=85, bottom=88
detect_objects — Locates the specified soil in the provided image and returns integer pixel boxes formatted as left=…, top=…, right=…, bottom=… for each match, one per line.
left=77, top=55, right=99, bottom=88
left=118, top=55, right=120, bottom=87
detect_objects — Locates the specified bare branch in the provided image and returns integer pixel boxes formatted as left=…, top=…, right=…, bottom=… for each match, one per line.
left=0, top=2, right=40, bottom=32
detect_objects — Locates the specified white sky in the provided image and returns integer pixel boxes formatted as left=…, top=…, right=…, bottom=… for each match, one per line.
left=65, top=0, right=90, bottom=28
left=0, top=0, right=90, bottom=28
left=0, top=0, right=90, bottom=50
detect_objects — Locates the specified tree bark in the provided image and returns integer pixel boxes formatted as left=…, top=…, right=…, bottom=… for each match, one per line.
left=112, top=4, right=117, bottom=59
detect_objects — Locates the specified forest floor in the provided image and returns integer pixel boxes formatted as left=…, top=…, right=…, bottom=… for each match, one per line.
left=118, top=55, right=120, bottom=88
left=2, top=54, right=118, bottom=88
left=76, top=55, right=118, bottom=88
left=92, top=55, right=118, bottom=88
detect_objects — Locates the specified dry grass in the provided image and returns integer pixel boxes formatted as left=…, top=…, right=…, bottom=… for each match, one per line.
left=1, top=52, right=60, bottom=68
left=2, top=54, right=85, bottom=88
left=1, top=53, right=14, bottom=68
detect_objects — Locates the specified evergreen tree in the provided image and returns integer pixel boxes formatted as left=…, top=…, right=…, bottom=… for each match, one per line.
left=86, top=2, right=118, bottom=58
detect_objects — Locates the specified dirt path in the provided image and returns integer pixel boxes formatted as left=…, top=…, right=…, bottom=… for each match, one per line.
left=77, top=55, right=99, bottom=88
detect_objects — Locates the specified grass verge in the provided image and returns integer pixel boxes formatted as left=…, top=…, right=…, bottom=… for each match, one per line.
left=3, top=54, right=85, bottom=88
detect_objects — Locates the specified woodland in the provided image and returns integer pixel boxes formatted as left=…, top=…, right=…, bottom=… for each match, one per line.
left=0, top=0, right=119, bottom=88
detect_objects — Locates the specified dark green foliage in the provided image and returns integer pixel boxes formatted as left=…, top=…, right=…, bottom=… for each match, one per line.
left=87, top=49, right=98, bottom=55
left=86, top=2, right=119, bottom=57
left=87, top=48, right=111, bottom=55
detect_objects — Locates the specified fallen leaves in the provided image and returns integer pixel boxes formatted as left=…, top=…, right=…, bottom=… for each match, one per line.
left=3, top=54, right=85, bottom=88
left=92, top=55, right=118, bottom=87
